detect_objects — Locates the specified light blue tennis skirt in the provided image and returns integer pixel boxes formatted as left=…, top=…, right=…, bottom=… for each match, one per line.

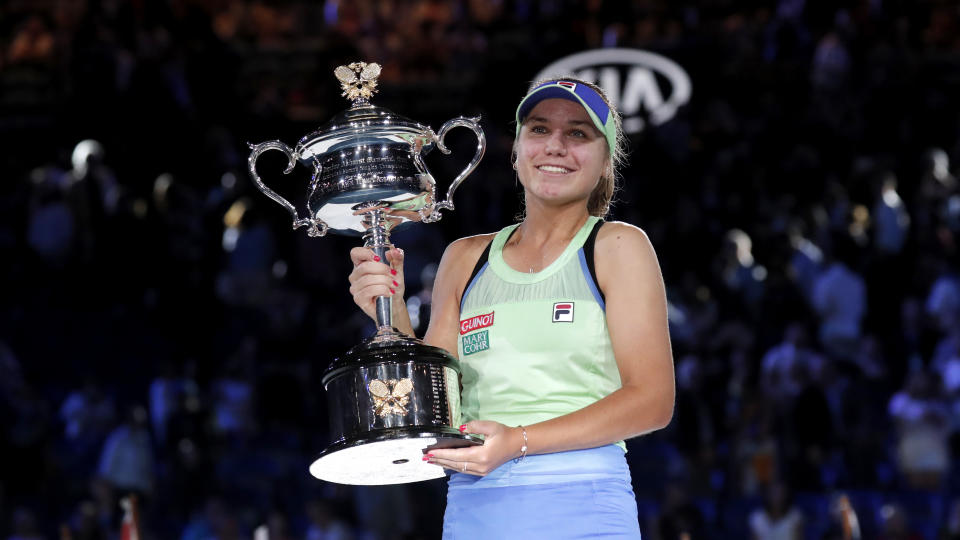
left=442, top=445, right=641, bottom=539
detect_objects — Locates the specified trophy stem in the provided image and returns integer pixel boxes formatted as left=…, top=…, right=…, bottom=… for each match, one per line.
left=362, top=209, right=396, bottom=335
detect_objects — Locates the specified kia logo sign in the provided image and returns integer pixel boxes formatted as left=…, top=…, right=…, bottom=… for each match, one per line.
left=533, top=48, right=691, bottom=133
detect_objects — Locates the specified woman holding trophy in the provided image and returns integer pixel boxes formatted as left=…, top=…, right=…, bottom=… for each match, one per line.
left=348, top=78, right=675, bottom=537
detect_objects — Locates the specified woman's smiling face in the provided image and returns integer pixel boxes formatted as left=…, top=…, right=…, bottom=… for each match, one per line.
left=515, top=98, right=610, bottom=210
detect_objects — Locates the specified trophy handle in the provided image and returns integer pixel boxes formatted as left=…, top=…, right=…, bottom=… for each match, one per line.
left=421, top=116, right=486, bottom=223
left=247, top=140, right=329, bottom=237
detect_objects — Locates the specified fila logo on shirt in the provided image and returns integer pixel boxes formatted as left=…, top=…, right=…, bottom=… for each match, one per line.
left=553, top=302, right=574, bottom=322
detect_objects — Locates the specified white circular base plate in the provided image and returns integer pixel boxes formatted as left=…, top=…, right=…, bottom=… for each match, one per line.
left=310, top=437, right=445, bottom=485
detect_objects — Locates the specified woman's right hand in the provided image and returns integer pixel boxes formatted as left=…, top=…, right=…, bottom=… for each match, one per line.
left=348, top=246, right=405, bottom=323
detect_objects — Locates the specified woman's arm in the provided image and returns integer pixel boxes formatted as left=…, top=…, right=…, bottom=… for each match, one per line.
left=428, top=222, right=675, bottom=474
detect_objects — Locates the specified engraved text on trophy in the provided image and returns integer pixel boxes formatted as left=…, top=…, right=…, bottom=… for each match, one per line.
left=317, top=146, right=422, bottom=188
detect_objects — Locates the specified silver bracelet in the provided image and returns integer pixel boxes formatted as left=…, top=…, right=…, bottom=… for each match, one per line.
left=514, top=425, right=528, bottom=463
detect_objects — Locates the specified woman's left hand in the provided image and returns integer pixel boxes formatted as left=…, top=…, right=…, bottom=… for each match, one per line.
left=427, top=420, right=521, bottom=476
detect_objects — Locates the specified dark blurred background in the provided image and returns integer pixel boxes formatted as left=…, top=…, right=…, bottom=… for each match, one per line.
left=2, top=0, right=960, bottom=539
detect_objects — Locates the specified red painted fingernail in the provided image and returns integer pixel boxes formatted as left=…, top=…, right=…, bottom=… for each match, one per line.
left=458, top=425, right=467, bottom=432
left=392, top=280, right=399, bottom=287
left=422, top=455, right=431, bottom=461
left=373, top=255, right=381, bottom=262
left=390, top=269, right=397, bottom=275
left=390, top=288, right=396, bottom=294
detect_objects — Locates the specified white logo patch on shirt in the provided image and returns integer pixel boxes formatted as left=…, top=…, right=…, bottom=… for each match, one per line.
left=553, top=302, right=574, bottom=322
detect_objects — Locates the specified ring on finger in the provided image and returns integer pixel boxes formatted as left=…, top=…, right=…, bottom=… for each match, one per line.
left=462, top=462, right=467, bottom=473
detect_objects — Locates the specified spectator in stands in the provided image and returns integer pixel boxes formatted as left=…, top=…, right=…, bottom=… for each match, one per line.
left=149, top=361, right=183, bottom=449
left=822, top=182, right=852, bottom=237
left=761, top=322, right=825, bottom=403
left=215, top=198, right=277, bottom=307
left=60, top=377, right=115, bottom=449
left=716, top=228, right=766, bottom=316
left=934, top=328, right=960, bottom=445
left=935, top=321, right=960, bottom=376
left=211, top=338, right=258, bottom=440
left=888, top=371, right=950, bottom=490
left=871, top=173, right=910, bottom=256
left=673, top=354, right=716, bottom=488
left=926, top=258, right=960, bottom=334
left=810, top=30, right=851, bottom=93
left=916, top=148, right=957, bottom=244
left=812, top=234, right=866, bottom=359
left=67, top=139, right=120, bottom=264
left=665, top=271, right=720, bottom=350
left=735, top=398, right=779, bottom=497
left=895, top=297, right=935, bottom=377
left=748, top=481, right=804, bottom=540
left=786, top=219, right=824, bottom=305
left=26, top=167, right=77, bottom=269
left=97, top=405, right=156, bottom=500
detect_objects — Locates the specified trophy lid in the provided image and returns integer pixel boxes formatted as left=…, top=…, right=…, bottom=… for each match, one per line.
left=246, top=60, right=484, bottom=238
left=295, top=62, right=435, bottom=160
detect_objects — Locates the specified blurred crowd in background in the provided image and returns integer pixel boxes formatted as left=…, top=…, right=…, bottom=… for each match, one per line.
left=2, top=0, right=960, bottom=538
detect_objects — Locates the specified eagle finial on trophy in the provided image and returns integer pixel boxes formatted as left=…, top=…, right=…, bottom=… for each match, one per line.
left=334, top=61, right=382, bottom=103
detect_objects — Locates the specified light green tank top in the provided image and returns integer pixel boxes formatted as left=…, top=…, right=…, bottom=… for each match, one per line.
left=457, top=216, right=624, bottom=448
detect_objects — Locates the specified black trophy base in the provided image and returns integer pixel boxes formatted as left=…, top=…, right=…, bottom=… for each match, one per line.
left=309, top=427, right=482, bottom=485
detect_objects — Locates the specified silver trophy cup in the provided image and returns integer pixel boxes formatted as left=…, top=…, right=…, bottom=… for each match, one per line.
left=248, top=62, right=484, bottom=485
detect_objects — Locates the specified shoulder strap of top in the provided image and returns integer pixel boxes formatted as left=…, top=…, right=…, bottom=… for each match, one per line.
left=460, top=225, right=519, bottom=310
left=465, top=238, right=494, bottom=291
left=581, top=219, right=606, bottom=304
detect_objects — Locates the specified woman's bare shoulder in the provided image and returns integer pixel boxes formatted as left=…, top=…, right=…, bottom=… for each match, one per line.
left=593, top=221, right=662, bottom=289
left=595, top=221, right=654, bottom=255
left=445, top=232, right=498, bottom=261
left=431, top=232, right=499, bottom=285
